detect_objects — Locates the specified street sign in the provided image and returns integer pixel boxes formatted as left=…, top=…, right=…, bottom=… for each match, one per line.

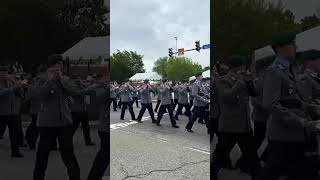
left=202, top=44, right=210, bottom=49
left=178, top=48, right=184, bottom=55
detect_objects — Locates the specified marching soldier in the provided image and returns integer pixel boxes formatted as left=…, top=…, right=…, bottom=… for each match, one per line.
left=71, top=75, right=95, bottom=146
left=174, top=82, right=191, bottom=120
left=0, top=66, right=24, bottom=158
left=87, top=75, right=110, bottom=180
left=119, top=82, right=136, bottom=120
left=131, top=84, right=140, bottom=108
left=211, top=55, right=258, bottom=180
left=109, top=82, right=118, bottom=111
left=155, top=79, right=179, bottom=128
left=185, top=72, right=210, bottom=132
left=154, top=85, right=161, bottom=113
left=256, top=32, right=320, bottom=180
left=136, top=79, right=156, bottom=123
left=172, top=83, right=179, bottom=111
left=30, top=62, right=92, bottom=180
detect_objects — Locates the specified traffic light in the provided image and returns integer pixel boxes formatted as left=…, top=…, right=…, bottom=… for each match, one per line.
left=195, top=40, right=201, bottom=52
left=168, top=48, right=173, bottom=57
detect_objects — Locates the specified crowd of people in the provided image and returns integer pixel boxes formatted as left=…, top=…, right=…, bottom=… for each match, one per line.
left=210, top=32, right=320, bottom=180
left=109, top=74, right=210, bottom=132
left=0, top=59, right=109, bottom=180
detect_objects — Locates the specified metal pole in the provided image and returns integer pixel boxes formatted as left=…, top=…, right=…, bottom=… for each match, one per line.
left=174, top=37, right=178, bottom=52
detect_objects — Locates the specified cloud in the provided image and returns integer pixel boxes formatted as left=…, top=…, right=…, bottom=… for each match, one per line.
left=110, top=0, right=210, bottom=71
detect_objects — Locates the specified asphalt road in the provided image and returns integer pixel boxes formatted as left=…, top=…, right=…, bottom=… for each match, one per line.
left=110, top=102, right=210, bottom=180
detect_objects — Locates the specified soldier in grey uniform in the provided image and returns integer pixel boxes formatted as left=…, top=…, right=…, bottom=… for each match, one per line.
left=154, top=85, right=162, bottom=112
left=131, top=84, right=140, bottom=108
left=256, top=32, right=320, bottom=180
left=189, top=83, right=194, bottom=110
left=25, top=67, right=49, bottom=150
left=119, top=82, right=136, bottom=120
left=109, top=82, right=118, bottom=111
left=137, top=79, right=156, bottom=123
left=30, top=63, right=92, bottom=180
left=185, top=72, right=210, bottom=132
left=174, top=82, right=191, bottom=120
left=172, top=83, right=179, bottom=111
left=71, top=75, right=95, bottom=146
left=0, top=66, right=24, bottom=157
left=87, top=75, right=109, bottom=180
left=155, top=79, right=179, bottom=128
left=211, top=56, right=258, bottom=180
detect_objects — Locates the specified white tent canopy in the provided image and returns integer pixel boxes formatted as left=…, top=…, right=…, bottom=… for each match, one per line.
left=189, top=70, right=210, bottom=82
left=62, top=36, right=109, bottom=61
left=254, top=26, right=320, bottom=61
left=129, top=72, right=162, bottom=81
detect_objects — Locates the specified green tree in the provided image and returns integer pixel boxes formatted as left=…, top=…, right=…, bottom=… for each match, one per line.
left=212, top=0, right=298, bottom=63
left=299, top=14, right=320, bottom=32
left=203, top=66, right=210, bottom=71
left=153, top=57, right=169, bottom=78
left=166, top=57, right=203, bottom=82
left=110, top=50, right=145, bottom=82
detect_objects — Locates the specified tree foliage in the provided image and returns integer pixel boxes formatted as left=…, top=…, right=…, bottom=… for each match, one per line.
left=212, top=0, right=298, bottom=62
left=0, top=0, right=108, bottom=72
left=153, top=57, right=203, bottom=82
left=110, top=50, right=145, bottom=82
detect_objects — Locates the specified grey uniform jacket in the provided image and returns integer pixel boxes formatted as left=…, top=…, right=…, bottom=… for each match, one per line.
left=263, top=57, right=307, bottom=142
left=29, top=77, right=89, bottom=127
left=70, top=82, right=88, bottom=113
left=215, top=73, right=252, bottom=133
left=178, top=87, right=189, bottom=104
left=119, top=86, right=135, bottom=102
left=251, top=77, right=269, bottom=123
left=192, top=80, right=209, bottom=107
left=0, top=87, right=22, bottom=116
left=28, top=74, right=47, bottom=114
left=173, top=87, right=179, bottom=100
left=110, top=87, right=117, bottom=99
left=298, top=69, right=320, bottom=102
left=156, top=87, right=161, bottom=100
left=159, top=86, right=172, bottom=105
left=139, top=88, right=154, bottom=104
left=94, top=83, right=109, bottom=132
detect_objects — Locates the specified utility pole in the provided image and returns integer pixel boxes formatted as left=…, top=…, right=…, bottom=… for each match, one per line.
left=174, top=37, right=178, bottom=52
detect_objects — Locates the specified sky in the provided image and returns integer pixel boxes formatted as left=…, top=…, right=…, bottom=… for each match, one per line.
left=110, top=0, right=210, bottom=72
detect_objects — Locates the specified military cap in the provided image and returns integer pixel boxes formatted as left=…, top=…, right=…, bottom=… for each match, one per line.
left=194, top=71, right=203, bottom=77
left=225, top=55, right=249, bottom=68
left=271, top=31, right=296, bottom=47
left=300, top=49, right=320, bottom=61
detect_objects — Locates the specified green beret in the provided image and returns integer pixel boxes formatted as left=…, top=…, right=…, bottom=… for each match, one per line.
left=271, top=31, right=296, bottom=47
left=194, top=71, right=203, bottom=77
left=300, top=49, right=320, bottom=61
left=225, top=55, right=249, bottom=68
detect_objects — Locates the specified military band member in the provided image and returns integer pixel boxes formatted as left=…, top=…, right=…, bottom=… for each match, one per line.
left=174, top=83, right=191, bottom=120
left=109, top=82, right=118, bottom=111
left=155, top=79, right=179, bottom=128
left=256, top=32, right=320, bottom=180
left=71, top=75, right=95, bottom=146
left=131, top=84, right=140, bottom=108
left=185, top=72, right=209, bottom=132
left=0, top=66, right=24, bottom=158
left=137, top=79, right=156, bottom=123
left=87, top=76, right=109, bottom=180
left=119, top=82, right=136, bottom=120
left=30, top=62, right=91, bottom=180
left=154, top=85, right=162, bottom=113
left=172, top=83, right=179, bottom=111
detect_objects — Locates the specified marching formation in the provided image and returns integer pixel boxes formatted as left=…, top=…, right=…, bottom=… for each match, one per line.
left=0, top=59, right=109, bottom=180
left=110, top=73, right=210, bottom=132
left=211, top=32, right=320, bottom=180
